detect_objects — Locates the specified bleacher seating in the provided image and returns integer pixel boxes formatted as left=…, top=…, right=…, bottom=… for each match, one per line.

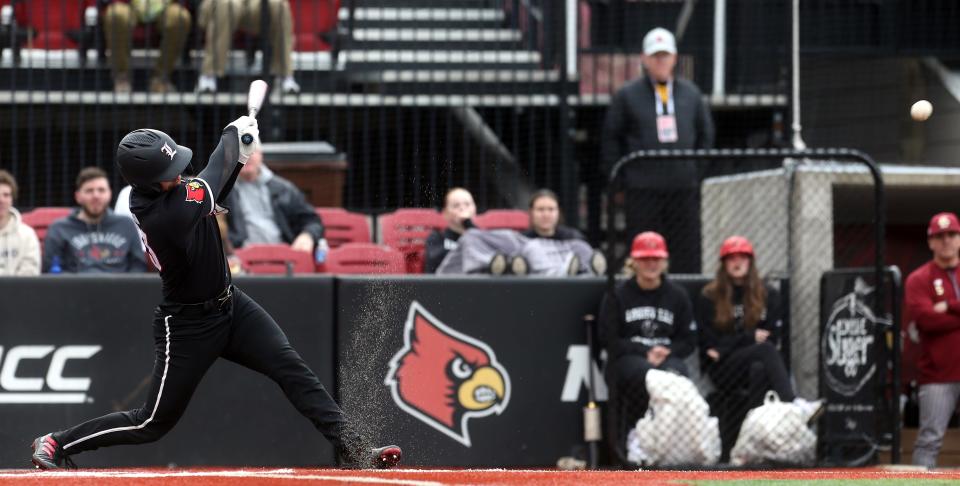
left=324, top=242, right=405, bottom=274
left=377, top=208, right=445, bottom=274
left=315, top=207, right=370, bottom=248
left=21, top=207, right=72, bottom=244
left=7, top=0, right=91, bottom=49
left=234, top=243, right=315, bottom=275
left=474, top=209, right=529, bottom=232
left=291, top=0, right=340, bottom=51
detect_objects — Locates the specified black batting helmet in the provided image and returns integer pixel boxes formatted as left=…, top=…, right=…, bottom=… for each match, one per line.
left=116, top=129, right=193, bottom=187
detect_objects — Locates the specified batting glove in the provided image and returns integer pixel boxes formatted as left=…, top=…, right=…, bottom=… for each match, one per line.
left=227, top=115, right=260, bottom=164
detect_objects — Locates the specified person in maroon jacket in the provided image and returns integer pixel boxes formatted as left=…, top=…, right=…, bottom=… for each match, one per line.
left=906, top=212, right=960, bottom=467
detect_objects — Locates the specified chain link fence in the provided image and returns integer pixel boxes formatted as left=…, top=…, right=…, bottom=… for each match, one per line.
left=597, top=148, right=894, bottom=468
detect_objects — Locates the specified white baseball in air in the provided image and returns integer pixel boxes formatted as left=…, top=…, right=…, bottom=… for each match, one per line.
left=911, top=99, right=933, bottom=121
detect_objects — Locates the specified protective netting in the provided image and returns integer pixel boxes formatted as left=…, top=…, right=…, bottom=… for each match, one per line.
left=600, top=153, right=891, bottom=467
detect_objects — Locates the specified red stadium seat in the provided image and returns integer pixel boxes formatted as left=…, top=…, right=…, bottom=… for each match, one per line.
left=234, top=244, right=315, bottom=275
left=11, top=0, right=92, bottom=49
left=324, top=242, right=405, bottom=275
left=315, top=207, right=370, bottom=248
left=378, top=209, right=446, bottom=274
left=474, top=209, right=529, bottom=232
left=21, top=207, right=72, bottom=243
left=290, top=0, right=340, bottom=51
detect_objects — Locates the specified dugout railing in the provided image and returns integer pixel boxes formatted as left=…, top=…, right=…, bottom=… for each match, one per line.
left=601, top=147, right=896, bottom=468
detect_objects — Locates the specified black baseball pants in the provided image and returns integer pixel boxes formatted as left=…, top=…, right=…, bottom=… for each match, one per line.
left=54, top=285, right=348, bottom=456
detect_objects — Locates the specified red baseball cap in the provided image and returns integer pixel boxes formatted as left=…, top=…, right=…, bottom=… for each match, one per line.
left=928, top=212, right=960, bottom=236
left=719, top=235, right=755, bottom=259
left=631, top=231, right=668, bottom=259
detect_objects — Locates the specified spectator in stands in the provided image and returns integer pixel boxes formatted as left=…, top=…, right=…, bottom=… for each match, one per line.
left=43, top=167, right=146, bottom=273
left=195, top=0, right=300, bottom=94
left=102, top=0, right=192, bottom=93
left=599, top=231, right=696, bottom=401
left=698, top=236, right=823, bottom=417
left=601, top=27, right=714, bottom=274
left=226, top=149, right=323, bottom=254
left=522, top=189, right=585, bottom=241
left=0, top=170, right=40, bottom=276
left=516, top=188, right=606, bottom=276
left=906, top=212, right=960, bottom=467
left=424, top=187, right=476, bottom=273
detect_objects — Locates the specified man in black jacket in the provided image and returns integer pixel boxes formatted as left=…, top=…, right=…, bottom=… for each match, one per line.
left=601, top=27, right=714, bottom=273
left=226, top=149, right=323, bottom=254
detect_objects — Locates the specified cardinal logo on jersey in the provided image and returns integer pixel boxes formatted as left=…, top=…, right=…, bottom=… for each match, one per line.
left=184, top=180, right=205, bottom=204
left=385, top=301, right=510, bottom=447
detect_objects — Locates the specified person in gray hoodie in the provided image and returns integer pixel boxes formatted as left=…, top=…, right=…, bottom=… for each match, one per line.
left=42, top=167, right=146, bottom=273
left=0, top=169, right=40, bottom=275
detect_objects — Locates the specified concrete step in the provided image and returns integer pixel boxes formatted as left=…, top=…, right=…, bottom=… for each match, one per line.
left=350, top=69, right=570, bottom=95
left=340, top=7, right=505, bottom=29
left=356, top=0, right=499, bottom=8
left=342, top=49, right=541, bottom=71
left=348, top=28, right=523, bottom=50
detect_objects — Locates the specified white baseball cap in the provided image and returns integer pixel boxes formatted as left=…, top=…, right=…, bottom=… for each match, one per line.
left=643, top=27, right=677, bottom=55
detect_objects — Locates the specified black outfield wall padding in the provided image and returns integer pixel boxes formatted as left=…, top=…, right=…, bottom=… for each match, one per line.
left=0, top=275, right=336, bottom=468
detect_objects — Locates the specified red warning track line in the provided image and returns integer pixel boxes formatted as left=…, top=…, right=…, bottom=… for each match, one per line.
left=1, top=468, right=958, bottom=486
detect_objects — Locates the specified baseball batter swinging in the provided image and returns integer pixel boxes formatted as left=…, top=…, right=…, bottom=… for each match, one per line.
left=30, top=117, right=401, bottom=470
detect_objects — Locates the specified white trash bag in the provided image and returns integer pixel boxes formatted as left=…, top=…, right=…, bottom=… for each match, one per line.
left=730, top=390, right=817, bottom=466
left=626, top=369, right=721, bottom=466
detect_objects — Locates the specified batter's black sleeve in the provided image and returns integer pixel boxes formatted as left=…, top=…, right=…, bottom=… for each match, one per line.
left=198, top=126, right=243, bottom=204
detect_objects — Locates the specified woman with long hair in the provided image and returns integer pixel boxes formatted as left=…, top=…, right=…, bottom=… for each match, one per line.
left=699, top=236, right=823, bottom=416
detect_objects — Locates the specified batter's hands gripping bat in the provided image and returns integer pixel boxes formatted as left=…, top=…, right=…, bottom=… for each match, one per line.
left=241, top=79, right=268, bottom=145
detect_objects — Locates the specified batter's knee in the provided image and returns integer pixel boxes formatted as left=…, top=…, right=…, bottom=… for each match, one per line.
left=137, top=418, right=178, bottom=443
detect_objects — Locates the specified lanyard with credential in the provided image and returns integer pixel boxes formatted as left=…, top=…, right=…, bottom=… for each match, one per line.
left=654, top=81, right=675, bottom=117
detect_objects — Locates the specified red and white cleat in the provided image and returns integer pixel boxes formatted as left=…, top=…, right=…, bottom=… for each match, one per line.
left=373, top=445, right=402, bottom=469
left=30, top=433, right=77, bottom=470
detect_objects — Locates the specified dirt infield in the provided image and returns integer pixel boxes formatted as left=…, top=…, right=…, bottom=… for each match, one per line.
left=1, top=467, right=959, bottom=486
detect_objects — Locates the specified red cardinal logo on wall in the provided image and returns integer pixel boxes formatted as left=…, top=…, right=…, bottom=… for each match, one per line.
left=385, top=301, right=510, bottom=447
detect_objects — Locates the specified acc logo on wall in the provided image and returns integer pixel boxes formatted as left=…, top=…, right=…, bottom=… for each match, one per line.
left=821, top=278, right=881, bottom=397
left=0, top=345, right=102, bottom=404
left=385, top=301, right=511, bottom=447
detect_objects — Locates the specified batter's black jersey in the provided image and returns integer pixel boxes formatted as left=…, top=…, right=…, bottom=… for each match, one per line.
left=130, top=178, right=227, bottom=303
left=598, top=276, right=697, bottom=364
left=129, top=127, right=243, bottom=304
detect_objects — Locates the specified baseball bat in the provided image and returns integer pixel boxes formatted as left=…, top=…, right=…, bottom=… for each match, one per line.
left=241, top=79, right=268, bottom=145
